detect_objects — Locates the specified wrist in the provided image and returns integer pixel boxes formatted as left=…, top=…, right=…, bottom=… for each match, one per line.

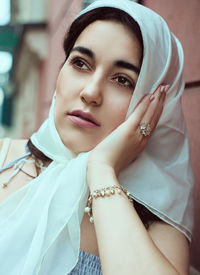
left=87, top=163, right=118, bottom=192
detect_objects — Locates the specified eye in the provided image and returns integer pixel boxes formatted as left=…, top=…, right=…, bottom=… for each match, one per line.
left=69, top=57, right=90, bottom=71
left=113, top=76, right=134, bottom=89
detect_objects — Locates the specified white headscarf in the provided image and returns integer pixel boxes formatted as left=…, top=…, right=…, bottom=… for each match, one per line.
left=0, top=1, right=194, bottom=274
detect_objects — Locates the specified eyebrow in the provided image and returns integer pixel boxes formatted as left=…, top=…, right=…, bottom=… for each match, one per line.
left=71, top=46, right=140, bottom=74
left=71, top=46, right=94, bottom=59
left=114, top=60, right=140, bottom=75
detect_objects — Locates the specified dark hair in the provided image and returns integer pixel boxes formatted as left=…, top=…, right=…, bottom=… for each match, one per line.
left=27, top=139, right=51, bottom=162
left=63, top=7, right=143, bottom=67
left=28, top=7, right=160, bottom=228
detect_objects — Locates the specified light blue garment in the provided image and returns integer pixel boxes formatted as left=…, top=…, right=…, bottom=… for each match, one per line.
left=0, top=153, right=31, bottom=172
left=0, top=153, right=102, bottom=275
left=69, top=250, right=101, bottom=275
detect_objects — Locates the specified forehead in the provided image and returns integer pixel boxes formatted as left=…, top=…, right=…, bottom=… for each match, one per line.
left=73, top=20, right=141, bottom=65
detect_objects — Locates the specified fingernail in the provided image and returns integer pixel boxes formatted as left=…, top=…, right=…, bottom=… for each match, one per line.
left=164, top=84, right=170, bottom=92
left=160, top=84, right=170, bottom=93
left=150, top=94, right=155, bottom=101
left=160, top=85, right=165, bottom=93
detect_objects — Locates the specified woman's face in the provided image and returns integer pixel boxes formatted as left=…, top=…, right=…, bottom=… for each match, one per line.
left=54, top=20, right=142, bottom=153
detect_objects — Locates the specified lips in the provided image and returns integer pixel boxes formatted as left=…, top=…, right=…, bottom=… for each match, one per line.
left=67, top=110, right=100, bottom=128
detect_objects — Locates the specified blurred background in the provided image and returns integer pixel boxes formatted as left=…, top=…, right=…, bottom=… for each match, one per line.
left=0, top=0, right=199, bottom=273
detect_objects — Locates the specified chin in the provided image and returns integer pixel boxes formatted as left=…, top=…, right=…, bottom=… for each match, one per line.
left=58, top=126, right=104, bottom=154
left=70, top=144, right=95, bottom=155
left=61, top=137, right=97, bottom=154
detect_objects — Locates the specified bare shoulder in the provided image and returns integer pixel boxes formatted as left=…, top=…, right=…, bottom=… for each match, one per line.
left=148, top=221, right=190, bottom=275
left=0, top=138, right=27, bottom=147
left=0, top=138, right=32, bottom=204
left=8, top=138, right=28, bottom=158
left=0, top=138, right=28, bottom=165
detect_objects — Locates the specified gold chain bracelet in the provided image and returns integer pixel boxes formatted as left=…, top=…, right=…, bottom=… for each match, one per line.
left=84, top=185, right=133, bottom=223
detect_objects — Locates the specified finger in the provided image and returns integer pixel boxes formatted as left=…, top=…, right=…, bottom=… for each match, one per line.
left=141, top=86, right=164, bottom=124
left=150, top=92, right=166, bottom=130
left=137, top=85, right=168, bottom=138
left=124, top=86, right=160, bottom=141
left=142, top=86, right=167, bottom=127
left=126, top=94, right=151, bottom=130
left=148, top=85, right=169, bottom=129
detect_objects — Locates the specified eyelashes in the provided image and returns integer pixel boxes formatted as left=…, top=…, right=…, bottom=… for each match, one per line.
left=68, top=56, right=135, bottom=91
left=68, top=56, right=90, bottom=71
left=112, top=76, right=135, bottom=89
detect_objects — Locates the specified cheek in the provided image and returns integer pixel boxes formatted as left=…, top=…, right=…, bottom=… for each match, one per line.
left=54, top=72, right=70, bottom=120
left=112, top=92, right=132, bottom=119
left=56, top=68, right=85, bottom=105
left=113, top=105, right=128, bottom=125
left=56, top=71, right=69, bottom=97
left=56, top=65, right=76, bottom=95
left=104, top=94, right=132, bottom=130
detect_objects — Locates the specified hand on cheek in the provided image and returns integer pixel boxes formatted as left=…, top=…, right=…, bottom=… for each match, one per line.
left=87, top=85, right=168, bottom=181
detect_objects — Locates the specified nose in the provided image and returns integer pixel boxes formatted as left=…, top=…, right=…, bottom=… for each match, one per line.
left=80, top=74, right=103, bottom=106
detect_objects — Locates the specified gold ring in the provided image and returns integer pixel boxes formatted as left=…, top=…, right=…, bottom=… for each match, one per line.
left=139, top=123, right=151, bottom=136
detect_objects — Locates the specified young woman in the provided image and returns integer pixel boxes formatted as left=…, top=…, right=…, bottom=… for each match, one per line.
left=0, top=0, right=193, bottom=274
